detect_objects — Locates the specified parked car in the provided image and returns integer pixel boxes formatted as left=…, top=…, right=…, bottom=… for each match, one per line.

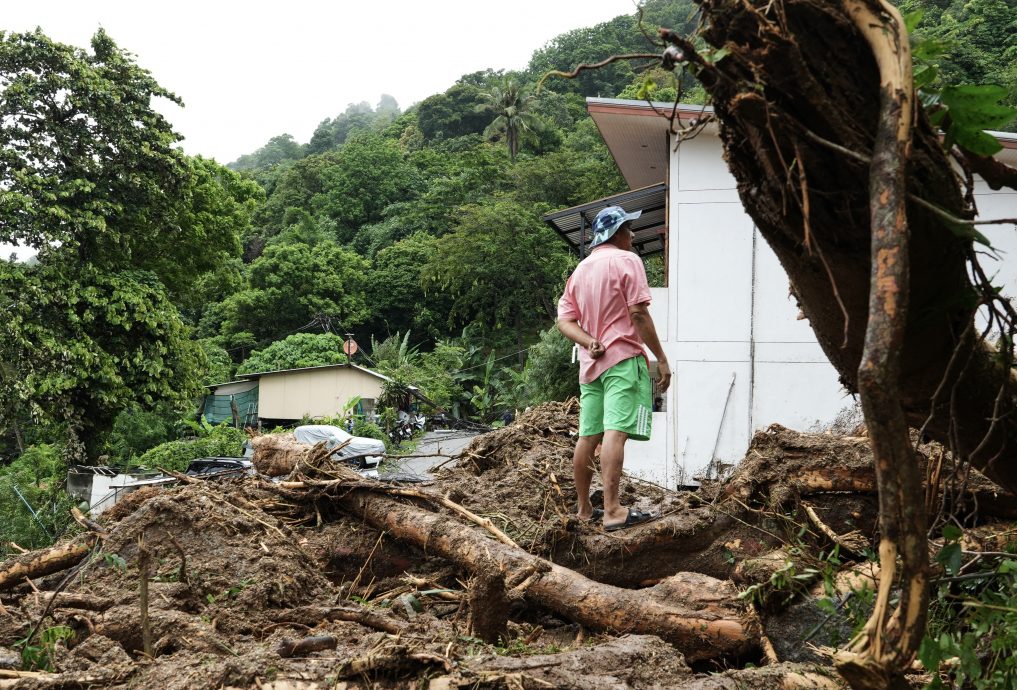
left=185, top=457, right=254, bottom=478
left=293, top=425, right=385, bottom=474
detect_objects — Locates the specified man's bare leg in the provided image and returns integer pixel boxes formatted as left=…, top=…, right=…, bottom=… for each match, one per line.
left=601, top=429, right=629, bottom=526
left=573, top=433, right=602, bottom=519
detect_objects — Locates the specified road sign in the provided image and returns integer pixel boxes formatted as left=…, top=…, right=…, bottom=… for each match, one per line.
left=342, top=338, right=359, bottom=356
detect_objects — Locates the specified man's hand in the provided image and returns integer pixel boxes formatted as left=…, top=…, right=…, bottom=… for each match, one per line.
left=588, top=339, right=605, bottom=359
left=656, top=361, right=672, bottom=391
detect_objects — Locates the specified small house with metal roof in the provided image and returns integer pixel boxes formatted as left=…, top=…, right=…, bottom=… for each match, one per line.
left=202, top=363, right=421, bottom=427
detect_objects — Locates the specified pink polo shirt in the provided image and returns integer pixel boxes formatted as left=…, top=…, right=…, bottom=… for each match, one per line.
left=557, top=244, right=652, bottom=384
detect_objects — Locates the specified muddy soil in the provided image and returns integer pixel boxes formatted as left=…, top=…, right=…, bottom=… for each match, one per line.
left=2, top=401, right=1001, bottom=689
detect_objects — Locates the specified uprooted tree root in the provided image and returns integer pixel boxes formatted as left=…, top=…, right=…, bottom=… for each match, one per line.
left=2, top=402, right=1016, bottom=688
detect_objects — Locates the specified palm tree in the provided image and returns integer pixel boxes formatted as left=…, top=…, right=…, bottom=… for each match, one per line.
left=476, top=79, right=543, bottom=162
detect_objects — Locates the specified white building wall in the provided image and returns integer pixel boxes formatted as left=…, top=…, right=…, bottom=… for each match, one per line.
left=620, top=129, right=1016, bottom=490
left=972, top=183, right=1017, bottom=304
left=626, top=133, right=850, bottom=488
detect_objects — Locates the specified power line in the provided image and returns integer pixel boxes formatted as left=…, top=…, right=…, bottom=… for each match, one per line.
left=223, top=320, right=319, bottom=355
left=449, top=348, right=529, bottom=375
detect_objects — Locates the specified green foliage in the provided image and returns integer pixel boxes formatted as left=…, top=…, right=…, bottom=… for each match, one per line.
left=18, top=624, right=74, bottom=671
left=363, top=233, right=451, bottom=340
left=237, top=333, right=349, bottom=375
left=199, top=339, right=235, bottom=385
left=353, top=419, right=388, bottom=447
left=0, top=29, right=184, bottom=267
left=920, top=527, right=1017, bottom=689
left=422, top=199, right=572, bottom=344
left=230, top=133, right=305, bottom=171
left=526, top=0, right=700, bottom=98
left=902, top=0, right=1017, bottom=145
left=221, top=242, right=369, bottom=342
left=520, top=326, right=581, bottom=405
left=252, top=153, right=338, bottom=239
left=511, top=119, right=625, bottom=209
left=937, top=84, right=1015, bottom=155
left=476, top=78, right=544, bottom=162
left=2, top=265, right=204, bottom=460
left=135, top=423, right=246, bottom=472
left=416, top=83, right=492, bottom=141
left=314, top=132, right=421, bottom=242
left=738, top=546, right=843, bottom=608
left=305, top=97, right=401, bottom=156
left=0, top=444, right=75, bottom=559
left=101, top=402, right=181, bottom=464
left=0, top=29, right=257, bottom=460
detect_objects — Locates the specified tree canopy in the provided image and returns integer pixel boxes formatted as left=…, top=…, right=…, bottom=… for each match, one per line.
left=237, top=333, right=349, bottom=375
left=0, top=29, right=255, bottom=459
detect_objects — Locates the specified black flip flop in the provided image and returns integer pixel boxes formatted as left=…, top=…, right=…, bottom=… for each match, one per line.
left=578, top=508, right=604, bottom=522
left=604, top=507, right=654, bottom=532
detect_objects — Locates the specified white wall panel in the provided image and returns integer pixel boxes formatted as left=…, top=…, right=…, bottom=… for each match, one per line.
left=627, top=411, right=670, bottom=486
left=673, top=202, right=755, bottom=342
left=676, top=136, right=739, bottom=191
left=973, top=190, right=1017, bottom=304
left=673, top=361, right=751, bottom=480
left=752, top=232, right=824, bottom=342
left=752, top=362, right=852, bottom=432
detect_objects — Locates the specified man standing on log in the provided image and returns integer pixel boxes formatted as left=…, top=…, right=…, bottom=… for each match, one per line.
left=557, top=206, right=671, bottom=531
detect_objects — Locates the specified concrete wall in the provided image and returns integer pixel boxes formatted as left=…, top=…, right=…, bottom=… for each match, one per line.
left=257, top=367, right=385, bottom=420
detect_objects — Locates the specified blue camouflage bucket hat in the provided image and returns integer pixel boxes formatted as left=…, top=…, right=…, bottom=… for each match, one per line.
left=589, top=205, right=642, bottom=249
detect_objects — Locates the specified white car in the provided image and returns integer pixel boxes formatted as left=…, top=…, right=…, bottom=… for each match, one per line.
left=293, top=425, right=386, bottom=474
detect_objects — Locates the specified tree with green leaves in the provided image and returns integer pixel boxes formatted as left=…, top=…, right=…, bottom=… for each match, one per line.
left=363, top=233, right=452, bottom=341
left=0, top=29, right=254, bottom=460
left=237, top=333, right=349, bottom=374
left=422, top=199, right=573, bottom=353
left=1, top=265, right=204, bottom=460
left=476, top=78, right=544, bottom=162
left=220, top=241, right=370, bottom=343
left=415, top=83, right=492, bottom=141
left=229, top=133, right=305, bottom=171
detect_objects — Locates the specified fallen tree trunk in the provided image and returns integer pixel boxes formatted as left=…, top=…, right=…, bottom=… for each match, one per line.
left=0, top=534, right=95, bottom=591
left=335, top=488, right=758, bottom=661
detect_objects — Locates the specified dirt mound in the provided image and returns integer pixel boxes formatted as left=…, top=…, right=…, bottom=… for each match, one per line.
left=440, top=399, right=683, bottom=561
left=88, top=482, right=329, bottom=617
left=6, top=404, right=1012, bottom=688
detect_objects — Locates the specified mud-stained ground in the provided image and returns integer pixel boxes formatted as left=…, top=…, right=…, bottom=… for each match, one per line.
left=3, top=402, right=1008, bottom=689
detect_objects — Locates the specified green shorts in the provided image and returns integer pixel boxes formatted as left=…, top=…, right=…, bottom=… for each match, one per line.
left=579, top=356, right=653, bottom=441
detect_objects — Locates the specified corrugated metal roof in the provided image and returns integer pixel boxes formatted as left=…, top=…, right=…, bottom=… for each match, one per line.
left=543, top=183, right=666, bottom=259
left=235, top=362, right=392, bottom=382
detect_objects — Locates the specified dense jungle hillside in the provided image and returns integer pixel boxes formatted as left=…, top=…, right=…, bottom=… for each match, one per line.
left=0, top=0, right=1014, bottom=549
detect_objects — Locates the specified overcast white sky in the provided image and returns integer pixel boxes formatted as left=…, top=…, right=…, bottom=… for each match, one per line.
left=5, top=0, right=638, bottom=164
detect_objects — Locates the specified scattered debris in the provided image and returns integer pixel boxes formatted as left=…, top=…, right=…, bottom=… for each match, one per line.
left=1, top=402, right=1012, bottom=688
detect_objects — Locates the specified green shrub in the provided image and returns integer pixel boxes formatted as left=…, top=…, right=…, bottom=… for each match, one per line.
left=135, top=424, right=246, bottom=472
left=353, top=419, right=389, bottom=449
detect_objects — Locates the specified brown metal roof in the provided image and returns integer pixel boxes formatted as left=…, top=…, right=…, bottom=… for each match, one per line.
left=543, top=183, right=666, bottom=259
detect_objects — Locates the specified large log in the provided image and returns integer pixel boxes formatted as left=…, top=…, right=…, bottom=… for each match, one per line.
left=337, top=489, right=758, bottom=661
left=250, top=433, right=308, bottom=477
left=0, top=534, right=96, bottom=591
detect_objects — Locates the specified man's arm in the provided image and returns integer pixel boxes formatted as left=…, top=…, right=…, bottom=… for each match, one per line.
left=628, top=303, right=671, bottom=391
left=557, top=318, right=605, bottom=359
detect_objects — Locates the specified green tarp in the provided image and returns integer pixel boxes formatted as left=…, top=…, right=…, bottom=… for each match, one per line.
left=203, top=387, right=259, bottom=426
